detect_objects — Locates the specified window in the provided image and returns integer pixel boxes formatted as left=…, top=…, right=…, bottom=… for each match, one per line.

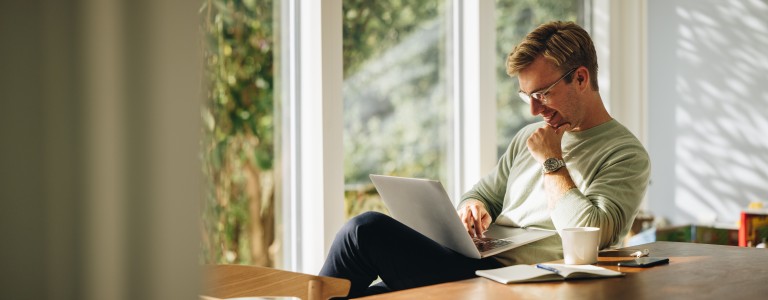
left=199, top=0, right=593, bottom=272
left=342, top=0, right=451, bottom=218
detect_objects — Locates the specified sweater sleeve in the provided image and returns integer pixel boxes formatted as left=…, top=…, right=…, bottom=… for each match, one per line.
left=458, top=126, right=531, bottom=220
left=550, top=143, right=651, bottom=248
left=458, top=166, right=506, bottom=221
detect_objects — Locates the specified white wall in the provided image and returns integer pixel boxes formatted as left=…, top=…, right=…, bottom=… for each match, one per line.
left=648, top=0, right=768, bottom=225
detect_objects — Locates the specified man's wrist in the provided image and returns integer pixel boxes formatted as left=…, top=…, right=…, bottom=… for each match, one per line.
left=543, top=167, right=577, bottom=189
left=458, top=198, right=485, bottom=210
left=544, top=166, right=572, bottom=178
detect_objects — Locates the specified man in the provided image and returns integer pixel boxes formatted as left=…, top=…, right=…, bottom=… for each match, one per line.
left=320, top=21, right=650, bottom=298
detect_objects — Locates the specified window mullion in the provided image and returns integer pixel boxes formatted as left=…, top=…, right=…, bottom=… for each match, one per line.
left=452, top=0, right=497, bottom=203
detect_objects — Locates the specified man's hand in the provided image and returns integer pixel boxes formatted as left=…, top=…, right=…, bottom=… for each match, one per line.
left=528, top=123, right=578, bottom=210
left=457, top=199, right=491, bottom=238
left=526, top=123, right=570, bottom=163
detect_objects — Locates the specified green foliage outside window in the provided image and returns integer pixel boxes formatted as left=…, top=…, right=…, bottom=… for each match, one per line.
left=200, top=0, right=277, bottom=267
left=342, top=0, right=447, bottom=218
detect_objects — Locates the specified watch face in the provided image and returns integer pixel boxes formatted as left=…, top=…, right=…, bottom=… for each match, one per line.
left=543, top=158, right=556, bottom=170
left=543, top=158, right=564, bottom=172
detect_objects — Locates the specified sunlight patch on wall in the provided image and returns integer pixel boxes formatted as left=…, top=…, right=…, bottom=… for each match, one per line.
left=649, top=0, right=768, bottom=225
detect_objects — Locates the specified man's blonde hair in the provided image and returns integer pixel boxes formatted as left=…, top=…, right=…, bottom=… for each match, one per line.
left=506, top=21, right=599, bottom=91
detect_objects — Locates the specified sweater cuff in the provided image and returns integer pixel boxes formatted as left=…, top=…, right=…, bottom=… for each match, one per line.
left=456, top=197, right=486, bottom=210
left=456, top=198, right=473, bottom=210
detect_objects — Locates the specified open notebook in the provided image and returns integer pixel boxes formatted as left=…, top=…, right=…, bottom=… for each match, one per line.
left=476, top=264, right=624, bottom=284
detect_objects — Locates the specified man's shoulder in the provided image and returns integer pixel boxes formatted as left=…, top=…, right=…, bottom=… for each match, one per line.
left=591, top=120, right=646, bottom=150
left=607, top=121, right=647, bottom=152
left=598, top=122, right=651, bottom=168
left=573, top=120, right=649, bottom=163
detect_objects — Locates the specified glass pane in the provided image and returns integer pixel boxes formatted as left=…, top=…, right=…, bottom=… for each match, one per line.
left=200, top=0, right=282, bottom=268
left=343, top=1, right=450, bottom=219
left=495, top=0, right=587, bottom=156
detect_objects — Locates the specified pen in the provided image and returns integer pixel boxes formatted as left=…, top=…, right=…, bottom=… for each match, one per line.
left=536, top=264, right=560, bottom=274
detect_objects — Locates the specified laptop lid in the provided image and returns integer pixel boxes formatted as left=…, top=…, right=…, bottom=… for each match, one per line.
left=369, top=174, right=555, bottom=259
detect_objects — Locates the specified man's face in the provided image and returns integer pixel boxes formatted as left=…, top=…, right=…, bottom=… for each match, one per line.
left=517, top=57, right=583, bottom=130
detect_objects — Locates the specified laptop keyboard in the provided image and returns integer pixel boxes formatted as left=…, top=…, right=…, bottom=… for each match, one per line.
left=472, top=237, right=513, bottom=252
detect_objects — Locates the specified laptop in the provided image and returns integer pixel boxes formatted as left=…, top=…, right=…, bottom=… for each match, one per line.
left=369, top=174, right=556, bottom=259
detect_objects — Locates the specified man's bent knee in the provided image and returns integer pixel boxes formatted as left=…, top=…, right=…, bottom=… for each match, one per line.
left=342, top=211, right=391, bottom=236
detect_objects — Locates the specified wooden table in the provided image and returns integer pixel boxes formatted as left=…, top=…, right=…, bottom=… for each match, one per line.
left=357, top=241, right=768, bottom=300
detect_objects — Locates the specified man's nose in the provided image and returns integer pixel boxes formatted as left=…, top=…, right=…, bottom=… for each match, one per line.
left=530, top=99, right=545, bottom=116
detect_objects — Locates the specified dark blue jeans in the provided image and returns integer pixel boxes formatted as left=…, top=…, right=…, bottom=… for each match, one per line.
left=319, top=211, right=503, bottom=298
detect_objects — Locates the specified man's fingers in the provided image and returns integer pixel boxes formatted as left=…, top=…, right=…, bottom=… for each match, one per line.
left=470, top=206, right=483, bottom=237
left=458, top=200, right=490, bottom=238
left=471, top=206, right=490, bottom=237
left=461, top=206, right=476, bottom=237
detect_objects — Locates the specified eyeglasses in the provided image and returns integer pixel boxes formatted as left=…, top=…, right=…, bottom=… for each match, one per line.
left=518, top=68, right=577, bottom=105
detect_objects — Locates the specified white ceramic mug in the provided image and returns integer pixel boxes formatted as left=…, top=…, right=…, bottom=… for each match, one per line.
left=560, top=227, right=601, bottom=265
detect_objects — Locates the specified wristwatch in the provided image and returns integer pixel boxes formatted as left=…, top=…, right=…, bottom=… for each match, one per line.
left=542, top=157, right=566, bottom=174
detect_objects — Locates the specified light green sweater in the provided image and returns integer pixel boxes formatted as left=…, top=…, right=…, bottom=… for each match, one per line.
left=460, top=119, right=650, bottom=265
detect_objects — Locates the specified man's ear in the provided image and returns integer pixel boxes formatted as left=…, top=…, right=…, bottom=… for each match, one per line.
left=575, top=68, right=588, bottom=89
